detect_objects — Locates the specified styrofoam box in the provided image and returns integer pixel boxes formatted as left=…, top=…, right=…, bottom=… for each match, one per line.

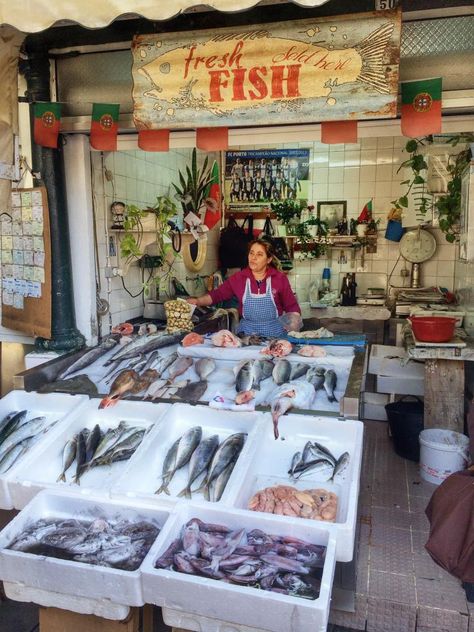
left=142, top=503, right=337, bottom=632
left=8, top=399, right=171, bottom=509
left=0, top=391, right=89, bottom=510
left=231, top=413, right=363, bottom=562
left=368, top=344, right=408, bottom=374
left=362, top=392, right=389, bottom=422
left=0, top=489, right=170, bottom=606
left=376, top=374, right=424, bottom=397
left=112, top=403, right=264, bottom=505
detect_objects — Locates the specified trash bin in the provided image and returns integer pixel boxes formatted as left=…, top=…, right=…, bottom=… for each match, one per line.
left=385, top=396, right=424, bottom=461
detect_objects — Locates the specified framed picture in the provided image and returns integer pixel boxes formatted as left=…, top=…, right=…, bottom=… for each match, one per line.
left=317, top=201, right=347, bottom=230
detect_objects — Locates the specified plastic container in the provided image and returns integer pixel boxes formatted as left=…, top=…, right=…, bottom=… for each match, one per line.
left=409, top=316, right=457, bottom=343
left=385, top=219, right=404, bottom=242
left=385, top=396, right=424, bottom=461
left=419, top=429, right=470, bottom=485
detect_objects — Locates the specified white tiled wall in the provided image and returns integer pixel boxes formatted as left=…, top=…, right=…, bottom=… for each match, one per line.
left=91, top=149, right=220, bottom=326
left=92, top=135, right=461, bottom=326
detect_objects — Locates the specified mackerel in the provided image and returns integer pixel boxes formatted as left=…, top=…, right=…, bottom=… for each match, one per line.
left=178, top=434, right=219, bottom=499
left=57, top=436, right=78, bottom=482
left=60, top=337, right=118, bottom=378
left=193, top=433, right=246, bottom=501
left=156, top=426, right=202, bottom=495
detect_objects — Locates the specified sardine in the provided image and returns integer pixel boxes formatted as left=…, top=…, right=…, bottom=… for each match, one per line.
left=0, top=440, right=32, bottom=474
left=105, top=332, right=184, bottom=365
left=310, top=441, right=337, bottom=465
left=0, top=410, right=27, bottom=446
left=272, top=359, right=291, bottom=385
left=293, top=457, right=334, bottom=480
left=57, top=436, right=78, bottom=482
left=60, top=337, right=119, bottom=379
left=323, top=369, right=338, bottom=403
left=178, top=434, right=219, bottom=499
left=156, top=426, right=202, bottom=495
left=329, top=451, right=350, bottom=481
left=195, top=358, right=216, bottom=380
left=288, top=451, right=302, bottom=477
left=193, top=433, right=246, bottom=501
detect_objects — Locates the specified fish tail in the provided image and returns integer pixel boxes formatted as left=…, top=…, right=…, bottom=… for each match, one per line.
left=177, top=486, right=191, bottom=499
left=98, top=397, right=118, bottom=409
left=273, top=418, right=280, bottom=440
left=203, top=483, right=211, bottom=501
left=355, top=22, right=394, bottom=94
left=155, top=481, right=169, bottom=495
left=56, top=472, right=66, bottom=483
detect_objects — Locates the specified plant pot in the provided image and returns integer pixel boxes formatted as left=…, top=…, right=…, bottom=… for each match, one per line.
left=356, top=224, right=368, bottom=237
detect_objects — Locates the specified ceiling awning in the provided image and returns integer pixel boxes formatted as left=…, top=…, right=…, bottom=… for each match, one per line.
left=0, top=0, right=332, bottom=33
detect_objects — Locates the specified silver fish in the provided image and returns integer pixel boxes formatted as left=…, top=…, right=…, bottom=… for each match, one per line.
left=0, top=410, right=28, bottom=446
left=211, top=459, right=236, bottom=502
left=156, top=426, right=202, bottom=495
left=289, top=362, right=309, bottom=380
left=194, top=433, right=246, bottom=501
left=235, top=360, right=258, bottom=393
left=60, top=337, right=119, bottom=378
left=329, top=451, right=350, bottom=481
left=306, top=366, right=326, bottom=391
left=272, top=359, right=291, bottom=386
left=195, top=358, right=216, bottom=380
left=105, top=332, right=184, bottom=365
left=143, top=378, right=167, bottom=400
left=310, top=441, right=337, bottom=465
left=293, top=457, right=334, bottom=480
left=166, top=356, right=193, bottom=382
left=85, top=424, right=102, bottom=463
left=154, top=352, right=178, bottom=377
left=73, top=431, right=87, bottom=484
left=288, top=451, right=302, bottom=477
left=323, top=369, right=338, bottom=403
left=57, top=436, right=78, bottom=482
left=178, top=434, right=219, bottom=499
left=87, top=421, right=128, bottom=463
left=172, top=380, right=208, bottom=402
left=0, top=440, right=32, bottom=474
left=0, top=416, right=52, bottom=462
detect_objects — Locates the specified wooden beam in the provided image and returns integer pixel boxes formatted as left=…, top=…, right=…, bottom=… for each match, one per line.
left=424, top=359, right=464, bottom=432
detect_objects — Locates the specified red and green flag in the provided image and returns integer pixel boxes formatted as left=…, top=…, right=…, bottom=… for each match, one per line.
left=90, top=103, right=120, bottom=151
left=203, top=160, right=221, bottom=230
left=401, top=78, right=442, bottom=138
left=33, top=102, right=61, bottom=148
left=358, top=200, right=372, bottom=223
left=138, top=129, right=170, bottom=152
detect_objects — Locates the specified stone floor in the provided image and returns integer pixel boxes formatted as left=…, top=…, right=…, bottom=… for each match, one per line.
left=0, top=419, right=472, bottom=632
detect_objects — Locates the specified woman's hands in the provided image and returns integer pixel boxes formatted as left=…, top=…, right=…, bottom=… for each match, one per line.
left=186, top=297, right=199, bottom=306
left=186, top=294, right=213, bottom=308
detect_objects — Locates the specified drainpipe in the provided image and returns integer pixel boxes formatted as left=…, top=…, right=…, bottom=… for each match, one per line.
left=22, top=41, right=85, bottom=351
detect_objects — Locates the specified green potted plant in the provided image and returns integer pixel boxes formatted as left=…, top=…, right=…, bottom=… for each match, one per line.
left=270, top=198, right=304, bottom=235
left=172, top=148, right=214, bottom=223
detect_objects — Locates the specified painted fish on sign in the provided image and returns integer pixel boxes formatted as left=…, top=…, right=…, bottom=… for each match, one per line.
left=132, top=9, right=401, bottom=129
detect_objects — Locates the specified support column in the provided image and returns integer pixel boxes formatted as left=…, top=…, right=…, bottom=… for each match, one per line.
left=424, top=359, right=464, bottom=432
left=22, top=40, right=85, bottom=351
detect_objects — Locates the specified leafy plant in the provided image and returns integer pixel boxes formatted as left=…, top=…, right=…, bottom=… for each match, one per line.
left=293, top=216, right=328, bottom=259
left=392, top=138, right=431, bottom=217
left=172, top=148, right=214, bottom=217
left=436, top=148, right=472, bottom=242
left=270, top=198, right=304, bottom=226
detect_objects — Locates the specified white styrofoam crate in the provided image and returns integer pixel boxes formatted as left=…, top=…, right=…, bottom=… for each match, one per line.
left=0, top=391, right=89, bottom=510
left=0, top=489, right=170, bottom=606
left=230, top=413, right=363, bottom=562
left=8, top=399, right=170, bottom=509
left=112, top=403, right=263, bottom=505
left=376, top=375, right=424, bottom=397
left=141, top=502, right=336, bottom=632
left=362, top=392, right=389, bottom=421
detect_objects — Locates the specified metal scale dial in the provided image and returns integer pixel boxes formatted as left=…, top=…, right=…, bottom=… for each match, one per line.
left=399, top=227, right=437, bottom=288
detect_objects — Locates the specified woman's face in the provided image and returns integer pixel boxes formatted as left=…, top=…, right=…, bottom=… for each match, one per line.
left=248, top=243, right=271, bottom=275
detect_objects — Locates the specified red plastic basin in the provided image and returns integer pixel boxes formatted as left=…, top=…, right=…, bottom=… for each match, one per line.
left=408, top=316, right=457, bottom=343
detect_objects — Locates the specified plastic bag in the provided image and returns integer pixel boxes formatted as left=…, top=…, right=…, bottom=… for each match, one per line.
left=164, top=299, right=194, bottom=333
left=279, top=312, right=303, bottom=332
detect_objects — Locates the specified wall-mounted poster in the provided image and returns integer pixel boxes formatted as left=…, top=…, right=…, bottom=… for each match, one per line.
left=224, top=148, right=310, bottom=210
left=132, top=9, right=401, bottom=130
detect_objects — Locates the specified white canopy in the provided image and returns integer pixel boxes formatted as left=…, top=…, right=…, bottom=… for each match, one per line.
left=0, top=0, right=332, bottom=33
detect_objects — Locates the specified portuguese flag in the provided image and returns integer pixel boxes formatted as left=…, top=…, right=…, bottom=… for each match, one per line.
left=33, top=102, right=62, bottom=148
left=203, top=160, right=221, bottom=230
left=401, top=78, right=442, bottom=138
left=90, top=103, right=120, bottom=151
left=358, top=200, right=372, bottom=223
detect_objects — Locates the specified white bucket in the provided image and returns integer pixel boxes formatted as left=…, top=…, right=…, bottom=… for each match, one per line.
left=419, top=429, right=470, bottom=485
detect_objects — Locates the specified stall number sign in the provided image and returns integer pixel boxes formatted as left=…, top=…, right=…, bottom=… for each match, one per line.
left=132, top=9, right=401, bottom=129
left=375, top=0, right=399, bottom=9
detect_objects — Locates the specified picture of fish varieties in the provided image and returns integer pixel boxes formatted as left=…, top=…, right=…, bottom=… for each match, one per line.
left=156, top=426, right=246, bottom=502
left=0, top=409, right=59, bottom=474
left=155, top=518, right=326, bottom=600
left=57, top=421, right=151, bottom=485
left=8, top=516, right=160, bottom=571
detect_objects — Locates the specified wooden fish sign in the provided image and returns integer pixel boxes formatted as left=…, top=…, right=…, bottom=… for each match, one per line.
left=132, top=9, right=401, bottom=129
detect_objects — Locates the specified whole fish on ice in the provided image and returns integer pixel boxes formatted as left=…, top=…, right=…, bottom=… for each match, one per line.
left=105, top=332, right=184, bottom=365
left=270, top=381, right=314, bottom=440
left=59, top=337, right=118, bottom=379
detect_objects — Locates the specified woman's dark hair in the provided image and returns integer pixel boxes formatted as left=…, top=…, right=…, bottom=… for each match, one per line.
left=248, top=238, right=281, bottom=269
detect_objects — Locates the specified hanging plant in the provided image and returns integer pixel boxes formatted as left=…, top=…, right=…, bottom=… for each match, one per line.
left=392, top=138, right=431, bottom=217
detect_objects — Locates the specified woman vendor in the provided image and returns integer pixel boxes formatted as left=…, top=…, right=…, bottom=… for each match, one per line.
left=187, top=239, right=301, bottom=337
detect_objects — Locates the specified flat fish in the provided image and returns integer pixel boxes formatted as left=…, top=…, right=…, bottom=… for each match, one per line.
left=195, top=358, right=216, bottom=380
left=38, top=375, right=98, bottom=396
left=173, top=380, right=208, bottom=402
left=167, top=356, right=193, bottom=382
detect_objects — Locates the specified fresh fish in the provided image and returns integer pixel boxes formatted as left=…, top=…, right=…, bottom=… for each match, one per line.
left=154, top=352, right=178, bottom=378
left=211, top=459, right=236, bottom=502
left=293, top=458, right=334, bottom=480
left=98, top=369, right=141, bottom=408
left=0, top=410, right=27, bottom=446
left=129, top=369, right=160, bottom=396
left=272, top=359, right=291, bottom=385
left=195, top=358, right=216, bottom=380
left=177, top=434, right=219, bottom=499
left=85, top=424, right=102, bottom=463
left=60, top=337, right=118, bottom=378
left=235, top=359, right=272, bottom=393
left=142, top=350, right=160, bottom=371
left=0, top=440, right=33, bottom=474
left=156, top=426, right=202, bottom=495
left=329, top=451, right=350, bottom=482
left=194, top=433, right=246, bottom=501
left=323, top=369, right=338, bottom=403
left=105, top=332, right=185, bottom=365
left=257, top=359, right=275, bottom=380
left=310, top=441, right=337, bottom=465
left=166, top=356, right=193, bottom=382
left=73, top=431, right=87, bottom=484
left=270, top=381, right=315, bottom=439
left=38, top=375, right=98, bottom=396
left=87, top=421, right=128, bottom=463
left=288, top=451, right=302, bottom=477
left=306, top=366, right=326, bottom=391
left=91, top=429, right=146, bottom=467
left=0, top=416, right=52, bottom=462
left=57, top=436, right=78, bottom=482
left=289, top=362, right=309, bottom=380
left=143, top=378, right=167, bottom=400
left=301, top=441, right=313, bottom=464
left=172, top=380, right=208, bottom=402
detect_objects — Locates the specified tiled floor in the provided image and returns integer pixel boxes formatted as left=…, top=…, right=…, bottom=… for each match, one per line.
left=0, top=419, right=471, bottom=632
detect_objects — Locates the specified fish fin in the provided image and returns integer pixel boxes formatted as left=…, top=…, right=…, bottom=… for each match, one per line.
left=154, top=482, right=169, bottom=495
left=177, top=487, right=191, bottom=499
left=355, top=22, right=394, bottom=94
left=56, top=473, right=66, bottom=483
left=98, top=397, right=119, bottom=409
left=273, top=418, right=280, bottom=440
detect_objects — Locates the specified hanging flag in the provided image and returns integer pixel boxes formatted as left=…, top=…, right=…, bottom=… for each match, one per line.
left=90, top=103, right=120, bottom=151
left=401, top=78, right=442, bottom=138
left=196, top=127, right=229, bottom=151
left=33, top=102, right=62, bottom=148
left=138, top=129, right=170, bottom=152
left=358, top=200, right=373, bottom=223
left=203, top=160, right=221, bottom=230
left=321, top=120, right=358, bottom=144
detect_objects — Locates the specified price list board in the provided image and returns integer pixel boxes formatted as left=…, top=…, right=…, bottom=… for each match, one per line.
left=1, top=187, right=51, bottom=338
